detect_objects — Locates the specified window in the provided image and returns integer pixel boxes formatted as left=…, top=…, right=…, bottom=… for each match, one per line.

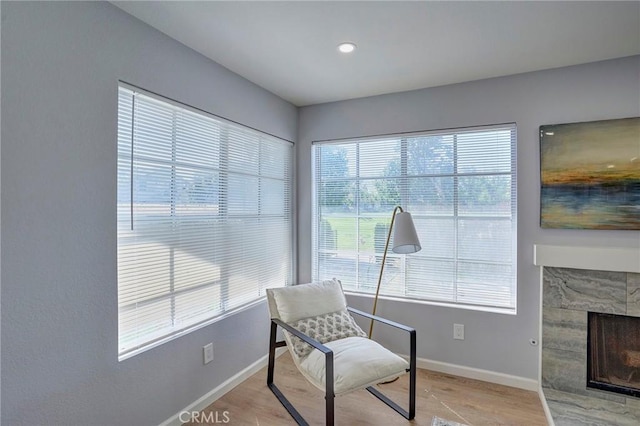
left=312, top=124, right=517, bottom=312
left=117, top=84, right=293, bottom=359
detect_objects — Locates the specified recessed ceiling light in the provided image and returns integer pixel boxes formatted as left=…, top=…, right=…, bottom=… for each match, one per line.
left=337, top=42, right=356, bottom=53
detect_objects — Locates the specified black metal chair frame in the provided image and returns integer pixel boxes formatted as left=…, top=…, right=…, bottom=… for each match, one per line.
left=267, top=306, right=416, bottom=426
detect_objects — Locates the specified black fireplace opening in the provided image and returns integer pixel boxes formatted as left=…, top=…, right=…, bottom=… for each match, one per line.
left=587, top=312, right=640, bottom=398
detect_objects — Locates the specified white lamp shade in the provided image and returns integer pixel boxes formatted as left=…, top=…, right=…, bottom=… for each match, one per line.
left=392, top=212, right=421, bottom=254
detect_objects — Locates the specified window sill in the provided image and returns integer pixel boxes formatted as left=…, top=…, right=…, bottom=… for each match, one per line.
left=343, top=291, right=517, bottom=316
left=118, top=297, right=267, bottom=362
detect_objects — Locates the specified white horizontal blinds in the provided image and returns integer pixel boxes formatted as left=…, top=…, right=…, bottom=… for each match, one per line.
left=312, top=124, right=516, bottom=311
left=406, top=127, right=516, bottom=309
left=117, top=86, right=292, bottom=357
left=456, top=128, right=515, bottom=308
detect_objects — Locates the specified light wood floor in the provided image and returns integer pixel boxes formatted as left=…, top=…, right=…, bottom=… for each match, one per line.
left=187, top=352, right=548, bottom=425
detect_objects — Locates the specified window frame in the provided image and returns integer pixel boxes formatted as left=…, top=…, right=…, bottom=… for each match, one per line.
left=311, top=124, right=517, bottom=314
left=117, top=83, right=294, bottom=360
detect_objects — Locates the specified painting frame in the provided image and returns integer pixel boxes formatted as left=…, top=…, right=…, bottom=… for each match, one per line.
left=539, top=117, right=640, bottom=230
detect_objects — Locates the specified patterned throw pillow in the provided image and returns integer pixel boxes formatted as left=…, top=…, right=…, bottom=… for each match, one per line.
left=287, top=309, right=367, bottom=358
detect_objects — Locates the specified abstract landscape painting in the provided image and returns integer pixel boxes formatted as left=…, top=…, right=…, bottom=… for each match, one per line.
left=540, top=117, right=640, bottom=230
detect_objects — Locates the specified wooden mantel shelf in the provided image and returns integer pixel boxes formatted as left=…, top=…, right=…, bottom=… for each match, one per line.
left=533, top=244, right=640, bottom=273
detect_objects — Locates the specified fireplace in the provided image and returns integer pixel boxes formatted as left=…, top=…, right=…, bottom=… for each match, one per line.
left=587, top=312, right=640, bottom=398
left=537, top=245, right=640, bottom=425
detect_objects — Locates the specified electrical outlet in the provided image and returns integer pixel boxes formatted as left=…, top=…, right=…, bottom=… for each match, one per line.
left=203, top=343, right=214, bottom=364
left=453, top=324, right=464, bottom=340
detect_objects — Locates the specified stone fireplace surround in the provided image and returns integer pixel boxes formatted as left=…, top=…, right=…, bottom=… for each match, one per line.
left=535, top=245, right=640, bottom=425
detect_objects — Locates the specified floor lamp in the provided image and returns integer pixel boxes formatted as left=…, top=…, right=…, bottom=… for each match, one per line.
left=369, top=206, right=422, bottom=338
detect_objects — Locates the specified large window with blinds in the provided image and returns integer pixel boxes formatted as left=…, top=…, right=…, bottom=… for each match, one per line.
left=312, top=124, right=517, bottom=312
left=117, top=84, right=293, bottom=359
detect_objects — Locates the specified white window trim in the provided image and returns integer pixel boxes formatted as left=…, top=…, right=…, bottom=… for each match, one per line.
left=312, top=123, right=517, bottom=314
left=117, top=83, right=294, bottom=359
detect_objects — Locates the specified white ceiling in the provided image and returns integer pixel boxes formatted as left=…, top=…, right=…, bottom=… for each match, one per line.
left=113, top=1, right=640, bottom=107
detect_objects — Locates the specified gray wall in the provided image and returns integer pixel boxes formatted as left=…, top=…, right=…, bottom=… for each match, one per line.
left=2, top=1, right=639, bottom=424
left=297, top=56, right=640, bottom=380
left=1, top=2, right=296, bottom=425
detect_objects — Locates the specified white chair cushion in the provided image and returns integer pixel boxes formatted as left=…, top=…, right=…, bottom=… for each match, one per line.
left=266, top=279, right=347, bottom=323
left=298, top=336, right=409, bottom=396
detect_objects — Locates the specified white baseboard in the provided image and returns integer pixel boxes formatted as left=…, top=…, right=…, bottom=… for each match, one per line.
left=413, top=356, right=539, bottom=392
left=159, top=348, right=286, bottom=426
left=538, top=387, right=555, bottom=426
